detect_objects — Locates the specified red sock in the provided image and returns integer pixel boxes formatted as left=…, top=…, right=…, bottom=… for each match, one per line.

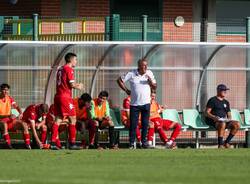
left=157, top=128, right=168, bottom=143
left=55, top=138, right=61, bottom=148
left=41, top=130, right=47, bottom=144
left=51, top=123, right=59, bottom=143
left=170, top=124, right=181, bottom=141
left=68, top=124, right=76, bottom=144
left=136, top=126, right=141, bottom=142
left=23, top=133, right=30, bottom=145
left=147, top=128, right=155, bottom=142
left=3, top=133, right=11, bottom=145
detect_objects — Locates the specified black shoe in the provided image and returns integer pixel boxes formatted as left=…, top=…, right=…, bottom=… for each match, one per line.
left=142, top=143, right=154, bottom=149
left=25, top=144, right=31, bottom=150
left=5, top=144, right=13, bottom=149
left=50, top=142, right=60, bottom=150
left=88, top=144, right=95, bottom=149
left=69, top=143, right=81, bottom=150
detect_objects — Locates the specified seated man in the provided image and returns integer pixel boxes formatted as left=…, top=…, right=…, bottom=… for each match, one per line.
left=147, top=91, right=181, bottom=149
left=89, top=91, right=116, bottom=149
left=121, top=95, right=141, bottom=144
left=22, top=103, right=49, bottom=149
left=0, top=83, right=28, bottom=149
left=205, top=84, right=240, bottom=148
left=73, top=93, right=96, bottom=149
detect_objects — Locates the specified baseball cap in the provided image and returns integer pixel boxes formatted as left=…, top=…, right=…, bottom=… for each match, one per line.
left=217, top=84, right=230, bottom=91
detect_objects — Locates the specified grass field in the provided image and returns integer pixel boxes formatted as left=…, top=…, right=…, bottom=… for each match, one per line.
left=0, top=149, right=249, bottom=184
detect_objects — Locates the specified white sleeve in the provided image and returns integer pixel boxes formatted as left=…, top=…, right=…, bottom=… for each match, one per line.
left=148, top=70, right=156, bottom=83
left=121, top=71, right=132, bottom=82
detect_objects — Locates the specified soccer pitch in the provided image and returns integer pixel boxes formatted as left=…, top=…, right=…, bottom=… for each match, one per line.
left=0, top=149, right=249, bottom=184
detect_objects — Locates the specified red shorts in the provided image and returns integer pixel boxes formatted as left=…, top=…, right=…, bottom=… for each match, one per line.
left=150, top=117, right=174, bottom=130
left=0, top=117, right=16, bottom=131
left=54, top=96, right=76, bottom=117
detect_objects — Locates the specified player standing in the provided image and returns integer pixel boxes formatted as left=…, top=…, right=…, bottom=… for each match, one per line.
left=51, top=52, right=83, bottom=150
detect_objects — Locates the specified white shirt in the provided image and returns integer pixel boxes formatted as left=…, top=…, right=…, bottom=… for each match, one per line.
left=121, top=69, right=156, bottom=106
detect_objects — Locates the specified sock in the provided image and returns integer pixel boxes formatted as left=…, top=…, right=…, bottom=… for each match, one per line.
left=225, top=133, right=235, bottom=144
left=170, top=124, right=181, bottom=141
left=94, top=127, right=99, bottom=146
left=109, top=126, right=115, bottom=146
left=147, top=128, right=155, bottom=142
left=167, top=139, right=173, bottom=145
left=68, top=124, right=76, bottom=144
left=218, top=136, right=224, bottom=145
left=41, top=130, right=47, bottom=144
left=51, top=123, right=59, bottom=143
left=3, top=133, right=11, bottom=145
left=136, top=126, right=141, bottom=142
left=55, top=138, right=62, bottom=148
left=88, top=125, right=96, bottom=145
left=23, top=133, right=30, bottom=145
left=158, top=128, right=168, bottom=143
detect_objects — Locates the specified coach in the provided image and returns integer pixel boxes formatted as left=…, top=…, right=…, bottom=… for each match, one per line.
left=117, top=59, right=157, bottom=149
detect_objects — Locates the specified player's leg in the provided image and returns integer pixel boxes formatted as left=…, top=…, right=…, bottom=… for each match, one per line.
left=40, top=124, right=47, bottom=144
left=215, top=121, right=226, bottom=148
left=147, top=120, right=155, bottom=146
left=67, top=116, right=80, bottom=149
left=164, top=120, right=181, bottom=149
left=0, top=119, right=12, bottom=148
left=140, top=104, right=151, bottom=148
left=50, top=117, right=63, bottom=150
left=100, top=119, right=116, bottom=149
left=224, top=120, right=240, bottom=148
left=86, top=120, right=98, bottom=149
left=13, top=119, right=31, bottom=149
left=129, top=106, right=140, bottom=148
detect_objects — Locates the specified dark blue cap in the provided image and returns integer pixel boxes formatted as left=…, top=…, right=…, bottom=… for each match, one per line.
left=217, top=84, right=230, bottom=91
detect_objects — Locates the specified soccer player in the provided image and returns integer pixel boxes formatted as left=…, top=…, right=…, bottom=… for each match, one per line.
left=89, top=91, right=116, bottom=149
left=205, top=84, right=240, bottom=148
left=22, top=103, right=49, bottom=149
left=73, top=93, right=96, bottom=148
left=121, top=96, right=142, bottom=143
left=147, top=91, right=181, bottom=149
left=0, top=83, right=26, bottom=149
left=51, top=52, right=83, bottom=150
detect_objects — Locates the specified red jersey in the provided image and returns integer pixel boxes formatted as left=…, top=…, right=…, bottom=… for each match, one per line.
left=55, top=64, right=75, bottom=98
left=123, top=96, right=131, bottom=110
left=22, top=104, right=46, bottom=124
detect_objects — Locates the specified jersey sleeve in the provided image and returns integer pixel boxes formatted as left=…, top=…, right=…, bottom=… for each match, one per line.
left=123, top=98, right=130, bottom=110
left=9, top=96, right=16, bottom=105
left=67, top=67, right=75, bottom=83
left=206, top=98, right=215, bottom=109
left=147, top=70, right=156, bottom=84
left=226, top=101, right=231, bottom=113
left=89, top=100, right=96, bottom=119
left=121, top=71, right=132, bottom=82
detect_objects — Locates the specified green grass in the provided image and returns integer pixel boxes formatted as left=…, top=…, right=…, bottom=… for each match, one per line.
left=0, top=149, right=250, bottom=184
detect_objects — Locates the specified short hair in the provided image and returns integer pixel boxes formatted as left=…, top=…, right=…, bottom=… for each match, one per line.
left=65, top=52, right=77, bottom=63
left=98, top=91, right=109, bottom=98
left=137, top=58, right=147, bottom=65
left=1, top=83, right=10, bottom=90
left=39, top=104, right=49, bottom=114
left=80, top=93, right=92, bottom=103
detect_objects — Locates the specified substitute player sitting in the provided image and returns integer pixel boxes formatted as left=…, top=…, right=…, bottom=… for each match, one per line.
left=121, top=95, right=141, bottom=144
left=73, top=93, right=96, bottom=149
left=147, top=91, right=181, bottom=149
left=51, top=52, right=83, bottom=150
left=89, top=91, right=116, bottom=149
left=22, top=103, right=49, bottom=149
left=205, top=84, right=240, bottom=148
left=0, top=83, right=27, bottom=149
